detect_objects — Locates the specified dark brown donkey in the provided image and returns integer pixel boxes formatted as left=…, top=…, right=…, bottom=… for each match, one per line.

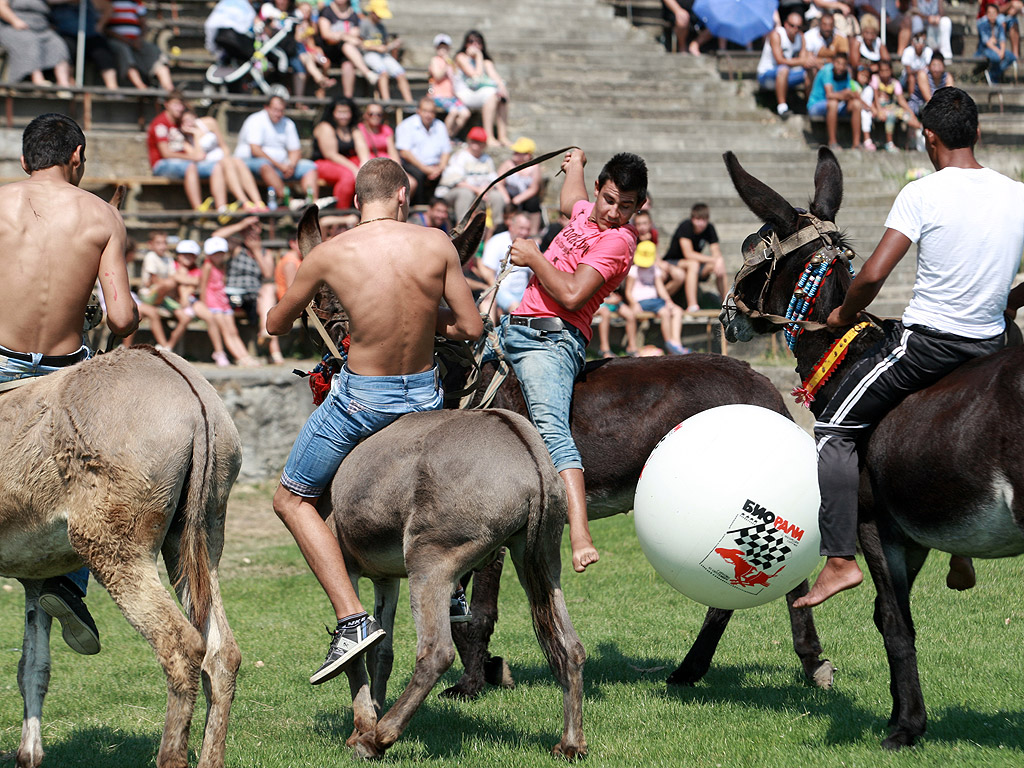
left=302, top=207, right=835, bottom=701
left=721, top=146, right=1024, bottom=749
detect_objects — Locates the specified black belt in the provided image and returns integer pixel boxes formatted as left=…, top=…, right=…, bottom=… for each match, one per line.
left=509, top=316, right=566, bottom=333
left=0, top=344, right=89, bottom=367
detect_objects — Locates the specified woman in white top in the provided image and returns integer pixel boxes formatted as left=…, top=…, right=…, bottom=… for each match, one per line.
left=182, top=110, right=266, bottom=211
left=453, top=30, right=511, bottom=147
left=850, top=13, right=890, bottom=73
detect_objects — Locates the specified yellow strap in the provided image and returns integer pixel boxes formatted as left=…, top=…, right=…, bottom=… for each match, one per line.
left=803, top=322, right=870, bottom=394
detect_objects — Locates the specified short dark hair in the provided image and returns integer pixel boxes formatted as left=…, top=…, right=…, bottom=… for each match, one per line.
left=428, top=197, right=448, bottom=208
left=834, top=51, right=848, bottom=61
left=597, top=152, right=648, bottom=206
left=22, top=113, right=86, bottom=172
left=931, top=51, right=945, bottom=63
left=691, top=202, right=710, bottom=219
left=921, top=87, right=978, bottom=149
left=355, top=157, right=410, bottom=204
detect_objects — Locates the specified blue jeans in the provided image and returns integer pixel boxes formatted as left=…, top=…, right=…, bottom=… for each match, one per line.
left=496, top=316, right=586, bottom=472
left=758, top=65, right=806, bottom=90
left=280, top=364, right=444, bottom=498
left=0, top=344, right=92, bottom=596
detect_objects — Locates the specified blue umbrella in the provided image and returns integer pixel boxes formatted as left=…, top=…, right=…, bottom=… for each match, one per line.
left=693, top=0, right=779, bottom=46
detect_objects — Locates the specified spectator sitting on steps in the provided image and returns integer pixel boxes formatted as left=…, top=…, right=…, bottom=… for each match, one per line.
left=234, top=95, right=319, bottom=205
left=757, top=10, right=811, bottom=119
left=663, top=203, right=727, bottom=313
left=436, top=126, right=506, bottom=236
left=396, top=97, right=451, bottom=205
left=358, top=0, right=413, bottom=104
left=807, top=51, right=861, bottom=150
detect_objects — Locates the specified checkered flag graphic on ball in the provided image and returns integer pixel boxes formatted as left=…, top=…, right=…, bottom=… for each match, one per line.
left=728, top=523, right=792, bottom=571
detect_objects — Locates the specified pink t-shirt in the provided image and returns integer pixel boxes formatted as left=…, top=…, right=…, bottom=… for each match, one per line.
left=515, top=200, right=638, bottom=341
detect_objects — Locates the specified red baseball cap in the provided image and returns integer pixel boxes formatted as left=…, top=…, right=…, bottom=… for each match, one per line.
left=466, top=126, right=488, bottom=144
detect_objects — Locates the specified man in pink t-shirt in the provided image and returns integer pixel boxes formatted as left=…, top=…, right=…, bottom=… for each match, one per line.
left=503, top=149, right=646, bottom=572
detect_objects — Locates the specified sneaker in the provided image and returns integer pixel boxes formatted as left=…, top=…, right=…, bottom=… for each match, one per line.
left=212, top=351, right=231, bottom=368
left=884, top=141, right=899, bottom=153
left=39, top=579, right=100, bottom=655
left=776, top=103, right=790, bottom=119
left=450, top=588, right=472, bottom=623
left=310, top=614, right=385, bottom=685
left=985, top=69, right=994, bottom=86
left=364, top=70, right=379, bottom=87
left=862, top=139, right=877, bottom=152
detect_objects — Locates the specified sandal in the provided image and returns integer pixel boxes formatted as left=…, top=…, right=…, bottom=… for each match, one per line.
left=600, top=349, right=615, bottom=359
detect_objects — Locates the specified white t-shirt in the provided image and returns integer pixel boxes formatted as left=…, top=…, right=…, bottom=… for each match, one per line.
left=234, top=109, right=301, bottom=163
left=900, top=45, right=932, bottom=73
left=758, top=26, right=803, bottom=75
left=886, top=166, right=1024, bottom=337
left=481, top=230, right=532, bottom=310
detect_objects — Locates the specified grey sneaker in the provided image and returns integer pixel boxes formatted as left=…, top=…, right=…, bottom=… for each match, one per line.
left=309, top=614, right=385, bottom=685
left=450, top=588, right=472, bottom=623
left=39, top=579, right=100, bottom=655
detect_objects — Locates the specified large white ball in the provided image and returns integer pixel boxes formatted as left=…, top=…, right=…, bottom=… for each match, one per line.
left=634, top=404, right=821, bottom=610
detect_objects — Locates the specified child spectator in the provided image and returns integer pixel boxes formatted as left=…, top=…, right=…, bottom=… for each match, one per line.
left=871, top=58, right=923, bottom=150
left=663, top=204, right=727, bottom=313
left=807, top=51, right=860, bottom=149
left=622, top=240, right=688, bottom=355
left=168, top=239, right=232, bottom=365
left=978, top=2, right=1018, bottom=84
left=200, top=236, right=260, bottom=367
left=358, top=0, right=413, bottom=103
left=854, top=64, right=878, bottom=150
left=294, top=0, right=336, bottom=98
left=428, top=33, right=470, bottom=138
left=899, top=31, right=932, bottom=92
left=909, top=51, right=953, bottom=115
left=497, top=137, right=543, bottom=235
left=104, top=0, right=176, bottom=91
left=181, top=108, right=265, bottom=214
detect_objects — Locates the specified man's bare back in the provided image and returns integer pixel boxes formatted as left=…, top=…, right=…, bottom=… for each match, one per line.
left=271, top=218, right=481, bottom=377
left=0, top=174, right=137, bottom=356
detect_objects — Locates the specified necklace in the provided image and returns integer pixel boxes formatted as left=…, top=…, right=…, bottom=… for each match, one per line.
left=356, top=216, right=396, bottom=227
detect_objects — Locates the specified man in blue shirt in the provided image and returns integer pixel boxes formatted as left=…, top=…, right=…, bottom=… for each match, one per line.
left=807, top=51, right=860, bottom=149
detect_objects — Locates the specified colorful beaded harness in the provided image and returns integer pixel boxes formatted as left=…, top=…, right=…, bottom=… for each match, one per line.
left=783, top=246, right=857, bottom=350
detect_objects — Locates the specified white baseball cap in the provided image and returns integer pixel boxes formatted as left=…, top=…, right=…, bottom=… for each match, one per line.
left=433, top=33, right=452, bottom=48
left=175, top=239, right=200, bottom=255
left=204, top=236, right=229, bottom=254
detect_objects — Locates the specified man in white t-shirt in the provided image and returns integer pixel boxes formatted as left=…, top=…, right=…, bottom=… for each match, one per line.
left=794, top=87, right=1024, bottom=608
left=234, top=95, right=319, bottom=202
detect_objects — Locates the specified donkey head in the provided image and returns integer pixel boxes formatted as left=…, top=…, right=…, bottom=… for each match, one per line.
left=298, top=205, right=488, bottom=357
left=720, top=147, right=851, bottom=343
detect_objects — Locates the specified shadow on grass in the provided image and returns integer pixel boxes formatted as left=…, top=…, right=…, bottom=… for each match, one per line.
left=1, top=728, right=158, bottom=768
left=311, top=697, right=561, bottom=758
left=915, top=706, right=1024, bottom=751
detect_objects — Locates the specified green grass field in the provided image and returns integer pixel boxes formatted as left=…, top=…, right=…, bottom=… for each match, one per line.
left=2, top=481, right=1023, bottom=767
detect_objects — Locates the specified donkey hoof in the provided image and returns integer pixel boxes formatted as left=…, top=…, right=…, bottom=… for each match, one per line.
left=665, top=665, right=700, bottom=687
left=810, top=659, right=835, bottom=690
left=484, top=655, right=515, bottom=688
left=439, top=682, right=480, bottom=701
left=881, top=731, right=917, bottom=751
left=352, top=734, right=384, bottom=760
left=551, top=741, right=588, bottom=761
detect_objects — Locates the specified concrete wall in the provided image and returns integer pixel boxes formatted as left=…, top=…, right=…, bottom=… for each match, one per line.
left=208, top=360, right=808, bottom=484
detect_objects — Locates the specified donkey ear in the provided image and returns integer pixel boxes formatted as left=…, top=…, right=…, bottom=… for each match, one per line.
left=810, top=146, right=843, bottom=222
left=723, top=151, right=799, bottom=234
left=451, top=211, right=487, bottom=266
left=297, top=205, right=322, bottom=258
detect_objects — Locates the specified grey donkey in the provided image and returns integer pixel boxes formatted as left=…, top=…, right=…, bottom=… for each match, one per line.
left=298, top=207, right=586, bottom=760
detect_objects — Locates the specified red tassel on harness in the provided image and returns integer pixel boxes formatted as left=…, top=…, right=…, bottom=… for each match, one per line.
left=791, top=386, right=816, bottom=407
left=294, top=341, right=346, bottom=406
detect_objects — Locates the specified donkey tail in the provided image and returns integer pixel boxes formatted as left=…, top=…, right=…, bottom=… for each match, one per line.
left=177, top=386, right=215, bottom=633
left=156, top=350, right=216, bottom=633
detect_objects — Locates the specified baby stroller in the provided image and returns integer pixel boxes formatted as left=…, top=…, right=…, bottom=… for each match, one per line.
left=205, top=0, right=297, bottom=95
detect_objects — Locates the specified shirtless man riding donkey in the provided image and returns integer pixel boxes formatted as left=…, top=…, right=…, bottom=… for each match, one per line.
left=0, top=113, right=139, bottom=655
left=268, top=157, right=483, bottom=684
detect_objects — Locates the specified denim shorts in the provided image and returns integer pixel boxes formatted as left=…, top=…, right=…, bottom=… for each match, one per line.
left=363, top=51, right=405, bottom=77
left=758, top=65, right=806, bottom=90
left=498, top=316, right=586, bottom=472
left=280, top=364, right=444, bottom=498
left=0, top=344, right=92, bottom=383
left=639, top=297, right=666, bottom=313
left=243, top=157, right=317, bottom=182
left=808, top=99, right=849, bottom=116
left=152, top=158, right=195, bottom=180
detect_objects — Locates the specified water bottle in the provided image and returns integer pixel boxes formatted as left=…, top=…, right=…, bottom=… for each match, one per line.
left=267, top=187, right=278, bottom=211
left=283, top=187, right=291, bottom=207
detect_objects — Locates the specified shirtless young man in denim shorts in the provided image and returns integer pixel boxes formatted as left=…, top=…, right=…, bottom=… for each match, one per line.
left=267, top=157, right=482, bottom=685
left=0, top=113, right=139, bottom=655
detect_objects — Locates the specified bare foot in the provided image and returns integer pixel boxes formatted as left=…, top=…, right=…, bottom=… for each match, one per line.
left=946, top=555, right=975, bottom=591
left=571, top=539, right=599, bottom=572
left=793, top=557, right=863, bottom=608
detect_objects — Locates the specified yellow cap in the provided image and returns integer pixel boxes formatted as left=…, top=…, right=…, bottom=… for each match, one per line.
left=633, top=240, right=657, bottom=268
